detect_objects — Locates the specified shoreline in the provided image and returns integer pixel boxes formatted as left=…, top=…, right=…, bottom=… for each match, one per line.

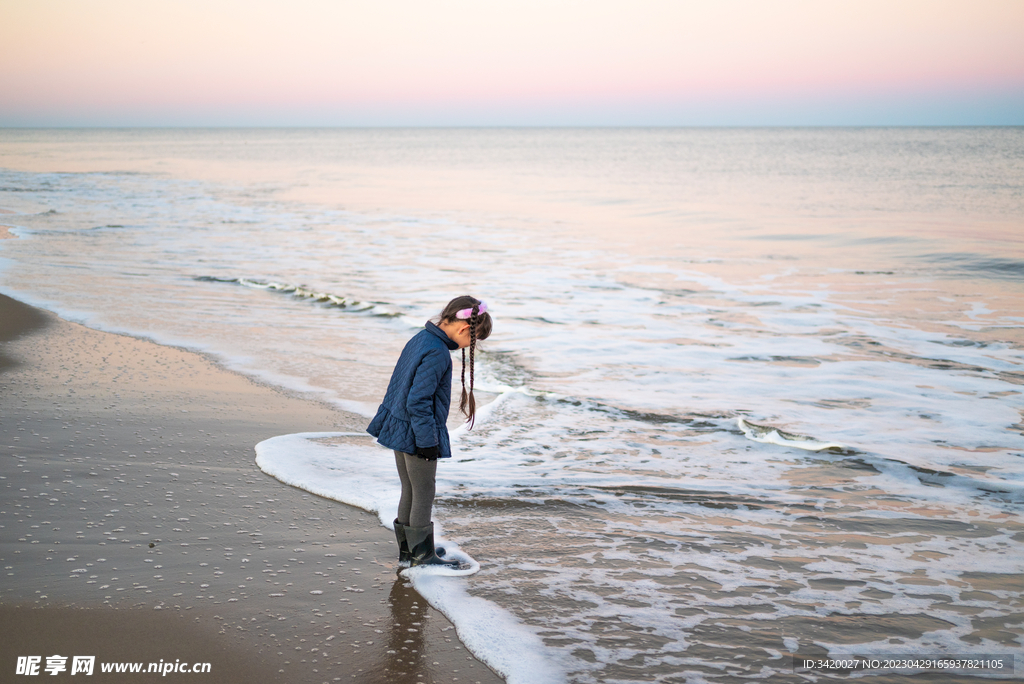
left=0, top=293, right=503, bottom=684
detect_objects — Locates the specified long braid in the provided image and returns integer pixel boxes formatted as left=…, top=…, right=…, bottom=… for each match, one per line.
left=459, top=348, right=468, bottom=417
left=467, top=306, right=478, bottom=427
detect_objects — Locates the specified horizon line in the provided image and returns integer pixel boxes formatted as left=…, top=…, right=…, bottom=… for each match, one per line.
left=3, top=123, right=1023, bottom=130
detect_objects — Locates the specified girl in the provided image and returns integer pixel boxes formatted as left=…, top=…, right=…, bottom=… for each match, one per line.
left=367, top=296, right=492, bottom=568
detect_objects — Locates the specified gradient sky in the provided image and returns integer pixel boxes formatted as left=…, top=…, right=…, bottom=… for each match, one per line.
left=1, top=0, right=1022, bottom=126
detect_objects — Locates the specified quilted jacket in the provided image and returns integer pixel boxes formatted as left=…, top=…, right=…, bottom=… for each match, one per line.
left=366, top=321, right=459, bottom=458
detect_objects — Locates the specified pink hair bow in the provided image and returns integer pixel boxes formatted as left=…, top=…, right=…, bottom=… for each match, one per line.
left=455, top=301, right=488, bottom=319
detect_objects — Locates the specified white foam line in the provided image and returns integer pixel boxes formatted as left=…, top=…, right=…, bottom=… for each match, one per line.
left=734, top=418, right=1024, bottom=503
left=254, top=432, right=564, bottom=684
left=406, top=573, right=563, bottom=684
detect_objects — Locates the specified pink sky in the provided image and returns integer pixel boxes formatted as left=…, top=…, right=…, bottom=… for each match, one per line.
left=1, top=0, right=1022, bottom=126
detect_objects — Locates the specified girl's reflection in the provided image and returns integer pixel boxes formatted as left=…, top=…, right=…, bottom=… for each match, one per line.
left=382, top=578, right=427, bottom=683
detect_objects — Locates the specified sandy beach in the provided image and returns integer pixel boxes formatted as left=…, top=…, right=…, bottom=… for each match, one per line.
left=0, top=294, right=503, bottom=684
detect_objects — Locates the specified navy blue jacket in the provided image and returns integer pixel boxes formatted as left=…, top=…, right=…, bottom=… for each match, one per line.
left=366, top=322, right=458, bottom=458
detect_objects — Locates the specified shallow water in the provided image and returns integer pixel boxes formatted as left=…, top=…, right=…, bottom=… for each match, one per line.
left=2, top=127, right=1022, bottom=681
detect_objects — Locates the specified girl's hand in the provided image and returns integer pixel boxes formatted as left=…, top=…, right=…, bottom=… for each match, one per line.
left=415, top=445, right=440, bottom=460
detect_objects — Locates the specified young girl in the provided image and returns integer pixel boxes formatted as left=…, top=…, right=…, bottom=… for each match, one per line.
left=367, top=296, right=492, bottom=568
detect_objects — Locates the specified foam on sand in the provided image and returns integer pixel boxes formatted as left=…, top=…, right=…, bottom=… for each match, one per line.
left=254, top=432, right=563, bottom=684
left=408, top=572, right=561, bottom=684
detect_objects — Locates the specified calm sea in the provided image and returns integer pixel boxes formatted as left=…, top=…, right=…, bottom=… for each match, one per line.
left=2, top=128, right=1022, bottom=682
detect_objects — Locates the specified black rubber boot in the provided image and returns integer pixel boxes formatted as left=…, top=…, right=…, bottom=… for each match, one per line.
left=395, top=519, right=444, bottom=565
left=404, top=522, right=459, bottom=568
left=393, top=519, right=411, bottom=567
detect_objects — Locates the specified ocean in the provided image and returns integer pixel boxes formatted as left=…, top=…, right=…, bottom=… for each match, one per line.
left=1, top=127, right=1022, bottom=682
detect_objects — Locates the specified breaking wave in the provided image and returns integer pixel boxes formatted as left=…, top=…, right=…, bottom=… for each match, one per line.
left=194, top=276, right=401, bottom=316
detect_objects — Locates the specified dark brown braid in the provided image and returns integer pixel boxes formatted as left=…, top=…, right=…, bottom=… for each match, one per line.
left=438, top=296, right=492, bottom=428
left=456, top=304, right=479, bottom=424
left=467, top=307, right=477, bottom=427
left=460, top=347, right=467, bottom=416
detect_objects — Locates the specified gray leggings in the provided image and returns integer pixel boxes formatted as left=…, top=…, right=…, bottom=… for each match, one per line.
left=394, top=450, right=437, bottom=528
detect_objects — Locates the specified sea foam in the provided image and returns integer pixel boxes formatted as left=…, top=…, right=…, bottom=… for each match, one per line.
left=254, top=432, right=563, bottom=684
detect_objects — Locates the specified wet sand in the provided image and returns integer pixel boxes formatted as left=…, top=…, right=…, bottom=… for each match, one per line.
left=0, top=294, right=503, bottom=684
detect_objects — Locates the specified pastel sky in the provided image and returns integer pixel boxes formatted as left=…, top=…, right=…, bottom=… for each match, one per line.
left=1, top=0, right=1022, bottom=126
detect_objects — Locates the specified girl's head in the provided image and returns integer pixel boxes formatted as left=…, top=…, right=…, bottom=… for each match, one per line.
left=438, top=296, right=492, bottom=427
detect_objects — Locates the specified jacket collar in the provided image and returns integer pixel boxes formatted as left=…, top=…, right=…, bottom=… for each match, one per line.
left=425, top=320, right=459, bottom=350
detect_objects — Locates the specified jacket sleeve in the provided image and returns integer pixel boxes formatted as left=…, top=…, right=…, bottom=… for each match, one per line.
left=406, top=348, right=447, bottom=449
